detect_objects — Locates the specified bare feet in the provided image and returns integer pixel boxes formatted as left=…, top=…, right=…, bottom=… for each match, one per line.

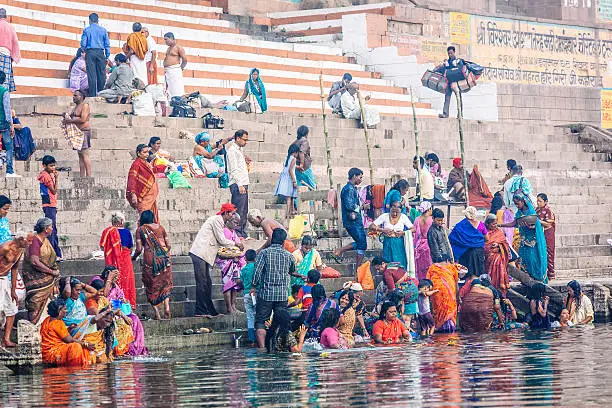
left=153, top=309, right=162, bottom=320
left=164, top=310, right=171, bottom=320
left=2, top=339, right=17, bottom=348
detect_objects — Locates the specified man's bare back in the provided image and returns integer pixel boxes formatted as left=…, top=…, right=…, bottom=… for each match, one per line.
left=0, top=241, right=24, bottom=276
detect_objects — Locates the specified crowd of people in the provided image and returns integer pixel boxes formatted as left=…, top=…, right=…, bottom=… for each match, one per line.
left=0, top=8, right=601, bottom=364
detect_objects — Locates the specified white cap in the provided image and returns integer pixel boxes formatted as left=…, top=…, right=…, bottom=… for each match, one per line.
left=350, top=282, right=363, bottom=292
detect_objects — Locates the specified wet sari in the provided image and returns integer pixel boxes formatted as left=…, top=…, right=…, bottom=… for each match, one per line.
left=87, top=295, right=135, bottom=356
left=515, top=198, right=548, bottom=283
left=22, top=236, right=58, bottom=325
left=485, top=227, right=511, bottom=296
left=426, top=262, right=459, bottom=332
left=40, top=317, right=92, bottom=366
left=414, top=215, right=433, bottom=280
left=338, top=306, right=356, bottom=346
left=536, top=204, right=556, bottom=280
left=107, top=285, right=148, bottom=356
left=138, top=224, right=173, bottom=306
left=216, top=227, right=245, bottom=293
left=459, top=284, right=494, bottom=332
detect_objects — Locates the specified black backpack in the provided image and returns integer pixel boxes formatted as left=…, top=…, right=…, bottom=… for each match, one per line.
left=169, top=96, right=196, bottom=118
left=13, top=127, right=36, bottom=161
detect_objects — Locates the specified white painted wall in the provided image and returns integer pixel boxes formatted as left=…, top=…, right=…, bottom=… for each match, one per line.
left=341, top=14, right=499, bottom=122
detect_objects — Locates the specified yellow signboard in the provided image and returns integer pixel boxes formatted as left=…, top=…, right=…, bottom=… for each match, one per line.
left=450, top=12, right=471, bottom=45
left=470, top=15, right=612, bottom=88
left=602, top=89, right=612, bottom=128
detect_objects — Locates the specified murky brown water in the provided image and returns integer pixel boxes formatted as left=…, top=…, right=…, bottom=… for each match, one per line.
left=1, top=324, right=611, bottom=407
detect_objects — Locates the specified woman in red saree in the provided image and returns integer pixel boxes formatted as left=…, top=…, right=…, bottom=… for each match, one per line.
left=133, top=210, right=173, bottom=320
left=126, top=144, right=159, bottom=223
left=536, top=193, right=556, bottom=280
left=484, top=214, right=510, bottom=296
left=99, top=212, right=136, bottom=308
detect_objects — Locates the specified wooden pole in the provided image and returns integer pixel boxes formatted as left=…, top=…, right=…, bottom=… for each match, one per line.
left=454, top=87, right=469, bottom=206
left=410, top=87, right=422, bottom=203
left=357, top=90, right=374, bottom=184
left=319, top=72, right=334, bottom=190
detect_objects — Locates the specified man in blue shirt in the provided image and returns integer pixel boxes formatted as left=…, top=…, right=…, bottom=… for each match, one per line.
left=0, top=71, right=18, bottom=177
left=333, top=167, right=369, bottom=274
left=80, top=13, right=110, bottom=97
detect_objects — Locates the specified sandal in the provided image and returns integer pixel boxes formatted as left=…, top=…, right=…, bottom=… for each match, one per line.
left=183, top=329, right=194, bottom=335
left=329, top=253, right=343, bottom=264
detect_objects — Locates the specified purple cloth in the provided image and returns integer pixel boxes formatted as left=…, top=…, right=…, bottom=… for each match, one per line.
left=477, top=222, right=487, bottom=236
left=108, top=285, right=148, bottom=356
left=69, top=57, right=89, bottom=92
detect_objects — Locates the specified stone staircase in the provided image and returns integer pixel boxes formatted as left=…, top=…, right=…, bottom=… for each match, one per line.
left=5, top=0, right=436, bottom=116
left=4, top=96, right=612, bottom=287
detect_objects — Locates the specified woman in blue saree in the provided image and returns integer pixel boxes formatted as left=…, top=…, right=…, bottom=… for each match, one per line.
left=500, top=193, right=548, bottom=283
left=238, top=68, right=267, bottom=113
left=448, top=207, right=486, bottom=277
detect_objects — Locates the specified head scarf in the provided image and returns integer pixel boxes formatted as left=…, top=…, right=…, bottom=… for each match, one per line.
left=417, top=201, right=432, bottom=213
left=463, top=206, right=478, bottom=220
left=342, top=73, right=352, bottom=81
left=195, top=132, right=210, bottom=144
left=217, top=203, right=237, bottom=215
left=453, top=158, right=462, bottom=169
left=247, top=68, right=267, bottom=112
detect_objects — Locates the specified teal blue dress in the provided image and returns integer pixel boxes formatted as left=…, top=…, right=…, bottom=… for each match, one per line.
left=516, top=197, right=548, bottom=283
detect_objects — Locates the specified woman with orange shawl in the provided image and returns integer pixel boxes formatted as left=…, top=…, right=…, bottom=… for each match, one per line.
left=426, top=262, right=460, bottom=333
left=127, top=144, right=159, bottom=223
left=99, top=211, right=136, bottom=307
left=133, top=210, right=173, bottom=320
left=40, top=298, right=94, bottom=366
left=484, top=214, right=510, bottom=296
left=124, top=22, right=149, bottom=86
left=468, top=164, right=493, bottom=208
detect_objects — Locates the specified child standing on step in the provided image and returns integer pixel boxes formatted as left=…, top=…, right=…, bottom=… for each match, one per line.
left=239, top=249, right=257, bottom=346
left=38, top=155, right=62, bottom=260
left=274, top=144, right=299, bottom=220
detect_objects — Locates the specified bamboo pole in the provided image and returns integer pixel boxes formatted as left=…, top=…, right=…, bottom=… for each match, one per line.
left=319, top=72, right=334, bottom=190
left=410, top=87, right=422, bottom=203
left=356, top=90, right=374, bottom=185
left=454, top=87, right=470, bottom=206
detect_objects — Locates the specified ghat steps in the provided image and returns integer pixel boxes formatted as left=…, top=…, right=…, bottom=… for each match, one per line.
left=3, top=96, right=612, bottom=286
left=4, top=0, right=436, bottom=116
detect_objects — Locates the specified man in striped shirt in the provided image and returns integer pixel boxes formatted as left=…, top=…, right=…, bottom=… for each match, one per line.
left=250, top=228, right=296, bottom=348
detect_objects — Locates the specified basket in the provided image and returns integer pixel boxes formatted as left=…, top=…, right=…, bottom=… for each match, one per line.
left=217, top=247, right=244, bottom=259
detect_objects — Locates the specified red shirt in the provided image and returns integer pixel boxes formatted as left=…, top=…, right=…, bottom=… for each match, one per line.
left=38, top=171, right=57, bottom=208
left=297, top=283, right=315, bottom=311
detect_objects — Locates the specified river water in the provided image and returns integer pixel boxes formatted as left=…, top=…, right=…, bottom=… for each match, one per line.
left=1, top=324, right=611, bottom=407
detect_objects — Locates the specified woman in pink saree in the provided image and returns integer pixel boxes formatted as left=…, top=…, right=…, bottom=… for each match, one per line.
left=414, top=202, right=433, bottom=281
left=99, top=266, right=148, bottom=356
left=216, top=213, right=245, bottom=314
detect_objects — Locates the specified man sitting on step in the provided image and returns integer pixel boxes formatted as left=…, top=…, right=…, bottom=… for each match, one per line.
left=97, top=54, right=135, bottom=103
left=341, top=82, right=380, bottom=128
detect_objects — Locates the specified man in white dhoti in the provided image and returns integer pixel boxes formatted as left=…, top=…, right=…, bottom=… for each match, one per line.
left=341, top=82, right=380, bottom=128
left=125, top=22, right=148, bottom=87
left=163, top=32, right=188, bottom=98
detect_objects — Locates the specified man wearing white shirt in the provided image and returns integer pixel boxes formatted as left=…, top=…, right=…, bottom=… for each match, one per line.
left=142, top=27, right=157, bottom=85
left=226, top=129, right=250, bottom=237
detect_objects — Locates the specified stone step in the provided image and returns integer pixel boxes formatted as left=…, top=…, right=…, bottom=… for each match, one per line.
left=556, top=245, right=612, bottom=258
left=558, top=233, right=612, bottom=247
left=556, top=255, right=612, bottom=270
left=555, top=267, right=612, bottom=280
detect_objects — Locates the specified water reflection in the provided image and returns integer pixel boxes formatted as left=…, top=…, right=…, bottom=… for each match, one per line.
left=2, top=325, right=612, bottom=407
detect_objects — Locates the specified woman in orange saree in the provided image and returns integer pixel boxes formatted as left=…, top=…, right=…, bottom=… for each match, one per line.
left=40, top=298, right=94, bottom=366
left=484, top=214, right=511, bottom=296
left=426, top=262, right=459, bottom=333
left=99, top=212, right=136, bottom=308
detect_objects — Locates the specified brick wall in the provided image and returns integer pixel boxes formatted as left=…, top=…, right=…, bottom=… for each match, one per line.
left=497, top=83, right=601, bottom=125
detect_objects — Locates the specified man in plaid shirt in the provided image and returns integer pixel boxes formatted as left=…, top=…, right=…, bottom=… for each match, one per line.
left=250, top=228, right=296, bottom=348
